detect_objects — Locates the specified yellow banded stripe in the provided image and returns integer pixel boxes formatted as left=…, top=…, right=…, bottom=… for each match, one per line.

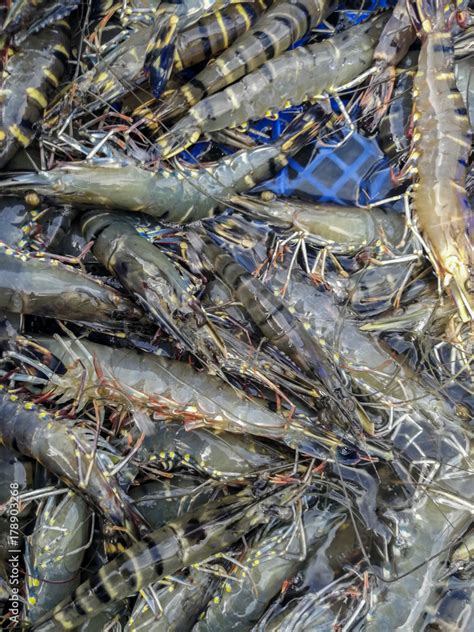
left=9, top=124, right=30, bottom=146
left=96, top=71, right=109, bottom=84
left=26, top=87, right=48, bottom=109
left=236, top=3, right=252, bottom=30
left=215, top=10, right=229, bottom=49
left=436, top=72, right=455, bottom=80
left=181, top=84, right=197, bottom=105
left=445, top=134, right=471, bottom=148
left=164, top=15, right=179, bottom=45
left=174, top=50, right=183, bottom=70
left=43, top=68, right=59, bottom=87
left=53, top=44, right=70, bottom=59
left=226, top=87, right=240, bottom=109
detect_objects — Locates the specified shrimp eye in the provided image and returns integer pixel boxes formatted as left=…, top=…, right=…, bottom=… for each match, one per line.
left=291, top=573, right=304, bottom=589
left=455, top=10, right=469, bottom=28
left=25, top=191, right=41, bottom=207
left=336, top=446, right=360, bottom=464
left=455, top=404, right=470, bottom=421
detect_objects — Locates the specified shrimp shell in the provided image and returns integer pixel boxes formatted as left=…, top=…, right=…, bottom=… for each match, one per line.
left=156, top=15, right=387, bottom=157
left=0, top=388, right=146, bottom=536
left=33, top=335, right=354, bottom=460
left=0, top=106, right=322, bottom=222
left=233, top=194, right=406, bottom=254
left=34, top=336, right=289, bottom=439
left=411, top=1, right=473, bottom=321
left=32, top=490, right=289, bottom=631
left=0, top=240, right=144, bottom=329
left=0, top=20, right=70, bottom=167
left=25, top=491, right=91, bottom=624
left=174, top=0, right=273, bottom=71
left=157, top=0, right=334, bottom=121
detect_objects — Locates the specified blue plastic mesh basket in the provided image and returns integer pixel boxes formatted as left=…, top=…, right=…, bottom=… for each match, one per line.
left=253, top=130, right=397, bottom=206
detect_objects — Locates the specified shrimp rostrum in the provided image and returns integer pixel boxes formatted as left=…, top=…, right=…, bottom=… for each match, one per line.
left=359, top=0, right=416, bottom=133
left=79, top=211, right=224, bottom=367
